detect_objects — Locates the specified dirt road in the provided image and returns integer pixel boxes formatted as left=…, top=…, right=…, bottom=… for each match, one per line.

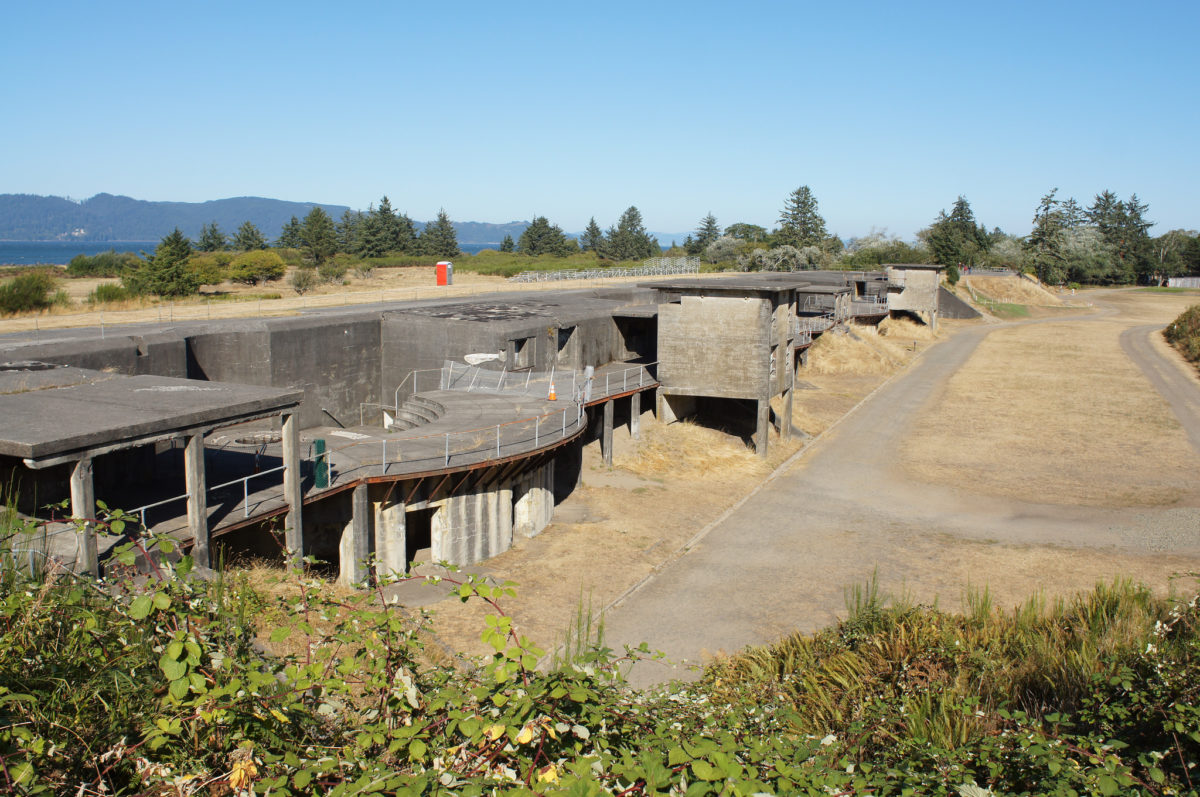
left=603, top=290, right=1200, bottom=686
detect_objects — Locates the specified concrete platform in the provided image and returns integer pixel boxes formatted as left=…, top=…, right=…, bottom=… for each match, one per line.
left=0, top=362, right=302, bottom=464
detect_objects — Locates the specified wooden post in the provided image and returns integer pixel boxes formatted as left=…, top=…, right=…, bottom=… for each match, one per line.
left=281, top=411, right=304, bottom=565
left=184, top=432, right=209, bottom=568
left=69, top=458, right=97, bottom=577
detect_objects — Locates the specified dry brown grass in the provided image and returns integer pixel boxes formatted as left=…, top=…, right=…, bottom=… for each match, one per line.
left=962, top=274, right=1063, bottom=306
left=616, top=418, right=769, bottom=479
left=900, top=316, right=1200, bottom=507
left=805, top=322, right=933, bottom=376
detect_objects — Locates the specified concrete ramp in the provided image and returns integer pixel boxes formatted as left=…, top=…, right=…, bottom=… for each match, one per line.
left=938, top=286, right=981, bottom=319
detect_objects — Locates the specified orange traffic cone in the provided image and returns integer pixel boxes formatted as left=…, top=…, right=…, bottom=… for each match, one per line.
left=548, top=381, right=557, bottom=401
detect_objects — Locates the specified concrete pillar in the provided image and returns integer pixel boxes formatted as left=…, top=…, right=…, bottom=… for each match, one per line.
left=431, top=485, right=515, bottom=566
left=931, top=310, right=938, bottom=332
left=602, top=399, right=614, bottom=465
left=782, top=386, right=794, bottom=441
left=755, top=398, right=770, bottom=458
left=630, top=391, right=641, bottom=439
left=339, top=482, right=370, bottom=587
left=374, top=493, right=407, bottom=578
left=281, top=411, right=304, bottom=565
left=69, top=457, right=97, bottom=577
left=782, top=346, right=794, bottom=441
left=514, top=463, right=554, bottom=538
left=184, top=432, right=209, bottom=568
left=656, top=388, right=676, bottom=423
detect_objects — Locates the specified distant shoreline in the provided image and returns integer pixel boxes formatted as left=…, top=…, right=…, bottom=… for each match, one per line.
left=0, top=240, right=498, bottom=266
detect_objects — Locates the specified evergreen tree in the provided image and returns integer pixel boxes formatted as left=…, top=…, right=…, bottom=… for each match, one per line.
left=499, top=234, right=515, bottom=253
left=606, top=206, right=658, bottom=261
left=337, top=210, right=363, bottom=255
left=776, top=186, right=827, bottom=249
left=696, top=213, right=720, bottom=249
left=926, top=196, right=990, bottom=268
left=125, top=228, right=199, bottom=297
left=299, top=206, right=338, bottom=266
left=517, top=216, right=575, bottom=256
left=418, top=209, right=460, bottom=258
left=394, top=211, right=417, bottom=253
left=232, top=221, right=268, bottom=251
left=1088, top=191, right=1153, bottom=284
left=580, top=217, right=605, bottom=254
left=1025, top=189, right=1069, bottom=283
left=197, top=221, right=227, bottom=252
left=277, top=216, right=303, bottom=249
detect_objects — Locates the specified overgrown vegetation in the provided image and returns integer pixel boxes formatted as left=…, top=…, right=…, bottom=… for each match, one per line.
left=1165, top=304, right=1200, bottom=367
left=2, top=508, right=1198, bottom=795
left=0, top=271, right=68, bottom=315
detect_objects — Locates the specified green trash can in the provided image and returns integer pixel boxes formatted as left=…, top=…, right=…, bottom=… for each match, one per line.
left=313, top=438, right=328, bottom=488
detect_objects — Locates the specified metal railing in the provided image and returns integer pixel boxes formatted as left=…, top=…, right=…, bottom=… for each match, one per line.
left=850, top=297, right=890, bottom=316
left=508, top=257, right=699, bottom=283
left=438, top=360, right=657, bottom=404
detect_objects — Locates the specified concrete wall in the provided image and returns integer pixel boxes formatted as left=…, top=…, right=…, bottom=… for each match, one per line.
left=657, top=295, right=771, bottom=400
left=187, top=315, right=381, bottom=428
left=3, top=332, right=187, bottom=377
left=886, top=267, right=941, bottom=315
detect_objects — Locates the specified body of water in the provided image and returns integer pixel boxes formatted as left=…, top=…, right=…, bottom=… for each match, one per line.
left=0, top=240, right=496, bottom=266
left=0, top=241, right=158, bottom=266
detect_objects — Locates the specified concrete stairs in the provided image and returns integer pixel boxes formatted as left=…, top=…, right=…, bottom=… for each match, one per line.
left=389, top=394, right=445, bottom=430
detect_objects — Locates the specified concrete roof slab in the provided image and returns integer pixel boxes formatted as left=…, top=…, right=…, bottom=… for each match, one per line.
left=0, top=367, right=302, bottom=461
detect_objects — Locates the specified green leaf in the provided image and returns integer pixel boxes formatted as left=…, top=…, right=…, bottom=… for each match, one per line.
left=410, top=739, right=427, bottom=760
left=129, top=595, right=153, bottom=620
left=1096, top=774, right=1119, bottom=795
left=691, top=760, right=717, bottom=781
left=294, top=770, right=312, bottom=789
left=160, top=656, right=187, bottom=681
left=1150, top=767, right=1165, bottom=784
left=152, top=592, right=171, bottom=610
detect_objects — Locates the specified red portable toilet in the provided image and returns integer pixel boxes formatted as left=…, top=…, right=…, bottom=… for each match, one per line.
left=436, top=261, right=454, bottom=286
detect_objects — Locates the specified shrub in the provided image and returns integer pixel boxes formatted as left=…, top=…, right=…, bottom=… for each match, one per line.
left=228, top=250, right=286, bottom=285
left=185, top=251, right=234, bottom=285
left=317, top=261, right=347, bottom=283
left=0, top=271, right=59, bottom=315
left=87, top=283, right=133, bottom=304
left=290, top=267, right=318, bottom=294
left=66, top=249, right=143, bottom=277
left=1164, top=304, right=1200, bottom=366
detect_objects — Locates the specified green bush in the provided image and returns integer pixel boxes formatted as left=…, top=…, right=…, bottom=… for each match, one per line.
left=186, top=251, right=234, bottom=285
left=1164, top=304, right=1200, bottom=366
left=0, top=272, right=59, bottom=315
left=228, top=250, right=286, bottom=285
left=317, top=261, right=347, bottom=283
left=66, top=249, right=143, bottom=277
left=87, top=283, right=133, bottom=304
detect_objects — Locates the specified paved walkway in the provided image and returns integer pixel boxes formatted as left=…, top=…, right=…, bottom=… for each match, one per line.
left=603, top=294, right=1200, bottom=687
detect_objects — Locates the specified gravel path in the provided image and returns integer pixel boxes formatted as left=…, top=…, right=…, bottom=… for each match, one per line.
left=603, top=293, right=1200, bottom=687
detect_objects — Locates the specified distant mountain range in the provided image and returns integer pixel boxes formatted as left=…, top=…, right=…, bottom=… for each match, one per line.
left=0, top=193, right=534, bottom=246
left=0, top=193, right=691, bottom=248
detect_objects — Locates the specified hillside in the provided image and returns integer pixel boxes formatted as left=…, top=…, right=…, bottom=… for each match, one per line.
left=0, top=194, right=534, bottom=246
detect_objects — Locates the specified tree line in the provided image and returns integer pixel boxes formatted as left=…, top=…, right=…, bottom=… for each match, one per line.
left=670, top=186, right=1199, bottom=286
left=52, top=187, right=1200, bottom=299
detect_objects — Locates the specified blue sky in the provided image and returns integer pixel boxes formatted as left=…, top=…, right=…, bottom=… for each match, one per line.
left=2, top=0, right=1197, bottom=240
